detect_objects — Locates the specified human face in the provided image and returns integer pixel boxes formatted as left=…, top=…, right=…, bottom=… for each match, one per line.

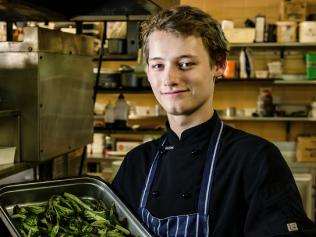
left=146, top=31, right=224, bottom=118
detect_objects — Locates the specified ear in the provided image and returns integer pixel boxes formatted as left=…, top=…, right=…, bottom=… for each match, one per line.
left=213, top=60, right=226, bottom=78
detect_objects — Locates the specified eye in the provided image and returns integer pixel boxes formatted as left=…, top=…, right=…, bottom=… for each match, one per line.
left=178, top=62, right=195, bottom=70
left=151, top=63, right=164, bottom=71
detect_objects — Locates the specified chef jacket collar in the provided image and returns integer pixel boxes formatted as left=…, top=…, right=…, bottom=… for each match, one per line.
left=166, top=111, right=219, bottom=147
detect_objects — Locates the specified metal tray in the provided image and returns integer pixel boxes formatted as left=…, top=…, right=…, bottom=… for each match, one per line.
left=0, top=176, right=151, bottom=237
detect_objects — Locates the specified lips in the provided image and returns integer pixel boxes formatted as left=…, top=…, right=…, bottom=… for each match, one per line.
left=160, top=89, right=190, bottom=95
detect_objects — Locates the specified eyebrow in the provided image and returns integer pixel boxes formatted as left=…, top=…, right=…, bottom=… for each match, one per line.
left=148, top=55, right=198, bottom=61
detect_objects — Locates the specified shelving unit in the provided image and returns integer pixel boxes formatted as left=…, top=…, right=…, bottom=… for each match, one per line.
left=221, top=116, right=316, bottom=122
left=0, top=109, right=31, bottom=180
left=96, top=87, right=152, bottom=94
left=92, top=38, right=316, bottom=192
left=0, top=109, right=21, bottom=163
left=230, top=42, right=316, bottom=48
left=94, top=127, right=164, bottom=135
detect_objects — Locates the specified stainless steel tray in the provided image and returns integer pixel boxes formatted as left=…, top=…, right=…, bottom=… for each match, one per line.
left=0, top=176, right=151, bottom=237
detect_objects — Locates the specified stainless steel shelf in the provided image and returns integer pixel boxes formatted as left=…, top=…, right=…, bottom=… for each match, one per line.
left=0, top=110, right=20, bottom=118
left=0, top=163, right=33, bottom=180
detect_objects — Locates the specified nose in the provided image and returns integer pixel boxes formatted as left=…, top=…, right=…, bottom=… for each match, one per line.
left=162, top=65, right=180, bottom=86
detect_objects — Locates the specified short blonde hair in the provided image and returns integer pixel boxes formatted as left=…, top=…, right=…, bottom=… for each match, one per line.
left=141, top=5, right=229, bottom=66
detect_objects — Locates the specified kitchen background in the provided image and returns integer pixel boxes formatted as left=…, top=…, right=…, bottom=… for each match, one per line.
left=0, top=0, right=316, bottom=222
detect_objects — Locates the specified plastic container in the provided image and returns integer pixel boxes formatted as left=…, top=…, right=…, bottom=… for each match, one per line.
left=306, top=53, right=316, bottom=80
left=255, top=70, right=268, bottom=79
left=299, top=21, right=316, bottom=43
left=223, top=60, right=236, bottom=78
left=276, top=21, right=297, bottom=42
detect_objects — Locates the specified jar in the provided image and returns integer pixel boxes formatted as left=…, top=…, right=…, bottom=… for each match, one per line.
left=257, top=88, right=274, bottom=117
left=311, top=101, right=316, bottom=118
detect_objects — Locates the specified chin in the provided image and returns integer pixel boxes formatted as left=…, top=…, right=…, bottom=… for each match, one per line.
left=164, top=106, right=193, bottom=116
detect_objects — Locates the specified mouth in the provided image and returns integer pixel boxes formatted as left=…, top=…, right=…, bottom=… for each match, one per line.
left=160, top=89, right=190, bottom=95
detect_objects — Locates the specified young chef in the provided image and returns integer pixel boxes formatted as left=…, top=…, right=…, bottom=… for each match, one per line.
left=112, top=5, right=316, bottom=237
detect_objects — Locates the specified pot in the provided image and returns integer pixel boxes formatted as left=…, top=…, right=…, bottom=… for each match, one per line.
left=119, top=65, right=139, bottom=88
left=107, top=39, right=126, bottom=54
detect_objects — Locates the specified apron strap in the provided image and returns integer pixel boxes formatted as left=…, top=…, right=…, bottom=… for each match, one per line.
left=198, top=119, right=224, bottom=215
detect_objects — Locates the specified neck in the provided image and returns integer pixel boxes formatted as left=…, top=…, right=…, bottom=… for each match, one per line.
left=168, top=109, right=214, bottom=138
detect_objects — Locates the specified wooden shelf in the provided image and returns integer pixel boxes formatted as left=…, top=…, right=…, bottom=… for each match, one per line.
left=96, top=87, right=152, bottom=94
left=217, top=78, right=279, bottom=82
left=273, top=80, right=316, bottom=85
left=229, top=42, right=316, bottom=48
left=94, top=127, right=164, bottom=134
left=221, top=116, right=316, bottom=122
left=218, top=79, right=316, bottom=85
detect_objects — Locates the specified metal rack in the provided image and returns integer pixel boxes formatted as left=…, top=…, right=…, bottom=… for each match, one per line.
left=0, top=110, right=21, bottom=163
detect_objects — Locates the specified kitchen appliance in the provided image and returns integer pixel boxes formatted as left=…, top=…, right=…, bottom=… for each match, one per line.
left=0, top=176, right=152, bottom=236
left=0, top=27, right=95, bottom=162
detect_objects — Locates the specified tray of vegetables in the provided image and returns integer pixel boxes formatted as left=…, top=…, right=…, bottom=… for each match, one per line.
left=0, top=176, right=151, bottom=237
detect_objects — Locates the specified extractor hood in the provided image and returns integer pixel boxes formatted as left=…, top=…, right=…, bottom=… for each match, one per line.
left=0, top=0, right=177, bottom=21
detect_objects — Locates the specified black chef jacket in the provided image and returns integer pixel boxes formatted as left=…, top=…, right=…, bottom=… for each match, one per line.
left=112, top=112, right=316, bottom=236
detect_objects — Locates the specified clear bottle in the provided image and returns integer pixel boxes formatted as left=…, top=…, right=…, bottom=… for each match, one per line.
left=104, top=101, right=114, bottom=128
left=239, top=49, right=247, bottom=79
left=114, top=93, right=129, bottom=128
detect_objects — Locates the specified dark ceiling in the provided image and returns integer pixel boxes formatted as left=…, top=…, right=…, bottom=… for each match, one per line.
left=0, top=0, right=160, bottom=21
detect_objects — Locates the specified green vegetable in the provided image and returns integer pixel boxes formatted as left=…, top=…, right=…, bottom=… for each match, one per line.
left=11, top=192, right=134, bottom=237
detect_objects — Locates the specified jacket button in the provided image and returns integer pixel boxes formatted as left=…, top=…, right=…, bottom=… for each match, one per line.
left=191, top=149, right=200, bottom=155
left=152, top=191, right=160, bottom=198
left=159, top=148, right=166, bottom=155
left=181, top=192, right=191, bottom=199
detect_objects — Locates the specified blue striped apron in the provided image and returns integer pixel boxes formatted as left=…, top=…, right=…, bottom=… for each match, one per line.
left=138, top=118, right=224, bottom=237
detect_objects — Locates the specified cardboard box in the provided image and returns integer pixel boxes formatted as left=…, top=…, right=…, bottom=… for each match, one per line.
left=296, top=136, right=316, bottom=162
left=223, top=28, right=255, bottom=43
left=280, top=0, right=307, bottom=22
